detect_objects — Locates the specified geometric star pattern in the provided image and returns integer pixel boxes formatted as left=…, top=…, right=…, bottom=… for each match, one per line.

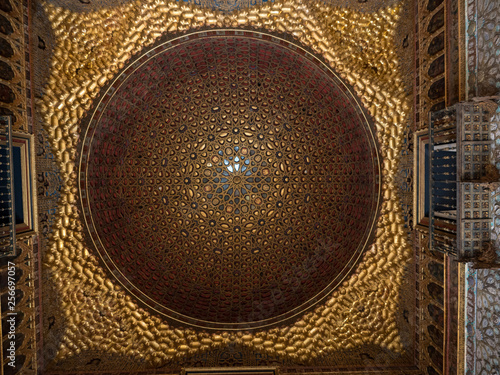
left=80, top=36, right=380, bottom=328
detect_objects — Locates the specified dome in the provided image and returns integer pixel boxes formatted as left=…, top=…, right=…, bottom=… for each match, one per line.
left=78, top=33, right=381, bottom=329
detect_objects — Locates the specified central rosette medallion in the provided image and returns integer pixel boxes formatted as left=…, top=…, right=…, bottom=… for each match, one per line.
left=78, top=33, right=381, bottom=329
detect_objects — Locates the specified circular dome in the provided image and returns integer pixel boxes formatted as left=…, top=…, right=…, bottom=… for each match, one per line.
left=79, top=32, right=380, bottom=329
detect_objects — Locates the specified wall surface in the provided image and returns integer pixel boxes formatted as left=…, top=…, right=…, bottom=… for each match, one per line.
left=464, top=0, right=500, bottom=373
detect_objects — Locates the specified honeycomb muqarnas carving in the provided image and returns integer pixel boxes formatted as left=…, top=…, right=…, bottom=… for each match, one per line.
left=38, top=0, right=411, bottom=367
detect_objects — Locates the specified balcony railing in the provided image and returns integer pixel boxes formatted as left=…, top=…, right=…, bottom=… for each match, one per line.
left=429, top=103, right=495, bottom=262
left=0, top=116, right=16, bottom=257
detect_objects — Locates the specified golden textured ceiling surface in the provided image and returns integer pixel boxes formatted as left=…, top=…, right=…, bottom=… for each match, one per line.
left=38, top=0, right=411, bottom=368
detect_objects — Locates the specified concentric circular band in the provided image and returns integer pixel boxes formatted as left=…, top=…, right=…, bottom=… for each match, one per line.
left=78, top=30, right=381, bottom=330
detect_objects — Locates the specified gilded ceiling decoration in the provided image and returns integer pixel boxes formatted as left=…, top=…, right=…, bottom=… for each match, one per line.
left=38, top=0, right=412, bottom=369
left=43, top=0, right=400, bottom=14
left=79, top=36, right=380, bottom=329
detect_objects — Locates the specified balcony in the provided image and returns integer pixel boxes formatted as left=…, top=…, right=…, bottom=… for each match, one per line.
left=427, top=102, right=500, bottom=267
